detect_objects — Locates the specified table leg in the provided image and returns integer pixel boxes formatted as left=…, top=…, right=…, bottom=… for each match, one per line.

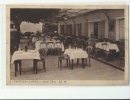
left=77, top=59, right=79, bottom=65
left=82, top=58, right=85, bottom=69
left=60, top=59, right=62, bottom=70
left=14, top=60, right=21, bottom=77
left=14, top=61, right=18, bottom=77
left=35, top=59, right=38, bottom=74
left=19, top=60, right=21, bottom=75
left=88, top=57, right=91, bottom=67
left=33, top=59, right=38, bottom=74
left=43, top=59, right=46, bottom=72
left=33, top=59, right=35, bottom=73
left=72, top=59, right=73, bottom=70
left=66, top=59, right=68, bottom=67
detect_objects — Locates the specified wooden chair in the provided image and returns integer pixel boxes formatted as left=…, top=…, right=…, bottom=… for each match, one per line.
left=119, top=46, right=125, bottom=67
left=94, top=42, right=102, bottom=57
left=58, top=49, right=70, bottom=70
left=102, top=43, right=113, bottom=62
left=14, top=60, right=21, bottom=77
left=40, top=42, right=47, bottom=49
left=47, top=42, right=55, bottom=55
left=54, top=42, right=62, bottom=56
left=95, top=48, right=102, bottom=57
left=38, top=48, right=48, bottom=73
left=85, top=46, right=93, bottom=66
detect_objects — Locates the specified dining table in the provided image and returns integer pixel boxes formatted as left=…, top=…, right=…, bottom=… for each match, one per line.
left=35, top=40, right=64, bottom=51
left=95, top=42, right=119, bottom=52
left=11, top=50, right=41, bottom=76
left=64, top=48, right=88, bottom=70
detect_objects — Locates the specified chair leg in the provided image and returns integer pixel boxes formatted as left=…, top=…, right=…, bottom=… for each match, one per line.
left=33, top=59, right=35, bottom=73
left=33, top=59, right=38, bottom=74
left=35, top=60, right=38, bottom=74
left=82, top=58, right=85, bottom=69
left=106, top=54, right=108, bottom=62
left=77, top=59, right=79, bottom=65
left=58, top=58, right=59, bottom=68
left=119, top=58, right=122, bottom=67
left=60, top=60, right=62, bottom=70
left=111, top=53, right=113, bottom=61
left=16, top=63, right=18, bottom=71
left=14, top=61, right=17, bottom=77
left=95, top=50, right=98, bottom=57
left=69, top=59, right=71, bottom=69
left=66, top=59, right=68, bottom=67
left=19, top=60, right=21, bottom=75
left=89, top=57, right=91, bottom=67
left=43, top=59, right=46, bottom=72
left=72, top=59, right=73, bottom=70
left=86, top=58, right=88, bottom=66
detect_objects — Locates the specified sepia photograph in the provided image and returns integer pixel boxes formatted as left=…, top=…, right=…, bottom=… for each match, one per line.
left=6, top=5, right=129, bottom=85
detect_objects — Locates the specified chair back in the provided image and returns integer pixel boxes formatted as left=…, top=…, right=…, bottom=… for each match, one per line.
left=102, top=43, right=108, bottom=51
left=86, top=46, right=93, bottom=55
left=119, top=46, right=125, bottom=57
left=39, top=48, right=48, bottom=59
left=47, top=42, right=54, bottom=49
left=55, top=42, right=62, bottom=49
left=33, top=37, right=38, bottom=43
left=86, top=40, right=92, bottom=46
left=40, top=42, right=46, bottom=49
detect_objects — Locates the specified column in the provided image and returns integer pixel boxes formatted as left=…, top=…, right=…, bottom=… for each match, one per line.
left=115, top=19, right=120, bottom=41
left=105, top=19, right=109, bottom=39
left=58, top=23, right=60, bottom=35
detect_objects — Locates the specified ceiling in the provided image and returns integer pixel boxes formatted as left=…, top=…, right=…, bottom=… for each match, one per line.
left=51, top=9, right=97, bottom=22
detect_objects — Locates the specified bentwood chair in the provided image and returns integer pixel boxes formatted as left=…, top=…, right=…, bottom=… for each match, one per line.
left=85, top=46, right=93, bottom=66
left=58, top=49, right=70, bottom=70
left=38, top=48, right=48, bottom=73
left=54, top=42, right=62, bottom=56
left=119, top=46, right=125, bottom=67
left=95, top=48, right=102, bottom=57
left=94, top=42, right=102, bottom=57
left=47, top=42, right=55, bottom=55
left=40, top=42, right=47, bottom=49
left=102, top=43, right=113, bottom=62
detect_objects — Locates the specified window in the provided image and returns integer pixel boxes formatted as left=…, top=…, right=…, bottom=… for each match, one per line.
left=77, top=23, right=82, bottom=36
left=60, top=25, right=64, bottom=35
left=74, top=24, right=76, bottom=36
left=119, top=19, right=124, bottom=40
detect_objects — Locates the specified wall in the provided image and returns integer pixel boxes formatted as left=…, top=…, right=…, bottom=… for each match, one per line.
left=58, top=9, right=124, bottom=40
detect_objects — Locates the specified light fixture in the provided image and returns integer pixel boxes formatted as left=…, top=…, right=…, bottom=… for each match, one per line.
left=64, top=17, right=67, bottom=20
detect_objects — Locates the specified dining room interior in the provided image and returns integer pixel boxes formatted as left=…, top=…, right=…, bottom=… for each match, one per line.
left=10, top=8, right=126, bottom=80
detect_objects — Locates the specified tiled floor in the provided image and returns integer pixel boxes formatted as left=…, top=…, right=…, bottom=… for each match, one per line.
left=10, top=39, right=125, bottom=80
left=10, top=55, right=124, bottom=80
left=90, top=53, right=124, bottom=71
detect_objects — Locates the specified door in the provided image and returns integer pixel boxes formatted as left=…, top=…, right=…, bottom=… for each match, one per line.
left=99, top=21, right=105, bottom=39
left=119, top=19, right=124, bottom=40
left=94, top=22, right=98, bottom=39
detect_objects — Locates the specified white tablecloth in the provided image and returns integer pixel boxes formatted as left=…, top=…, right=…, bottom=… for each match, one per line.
left=11, top=50, right=40, bottom=64
left=32, top=37, right=38, bottom=43
left=95, top=42, right=111, bottom=48
left=35, top=40, right=64, bottom=51
left=95, top=42, right=119, bottom=52
left=64, top=49, right=88, bottom=60
left=103, top=44, right=119, bottom=52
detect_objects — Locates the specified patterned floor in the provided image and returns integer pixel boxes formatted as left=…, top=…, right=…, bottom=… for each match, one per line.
left=10, top=55, right=124, bottom=80
left=10, top=38, right=125, bottom=80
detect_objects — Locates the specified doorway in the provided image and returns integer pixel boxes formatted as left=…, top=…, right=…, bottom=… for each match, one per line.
left=94, top=22, right=98, bottom=39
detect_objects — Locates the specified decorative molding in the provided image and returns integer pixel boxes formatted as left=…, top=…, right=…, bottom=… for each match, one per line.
left=83, top=14, right=88, bottom=21
left=101, top=9, right=110, bottom=20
